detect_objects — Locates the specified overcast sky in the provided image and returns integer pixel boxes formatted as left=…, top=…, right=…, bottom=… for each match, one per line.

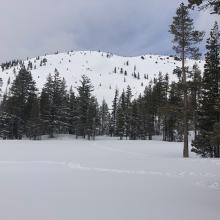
left=0, top=0, right=219, bottom=62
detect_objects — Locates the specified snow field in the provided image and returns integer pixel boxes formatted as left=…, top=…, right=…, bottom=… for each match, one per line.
left=0, top=137, right=219, bottom=220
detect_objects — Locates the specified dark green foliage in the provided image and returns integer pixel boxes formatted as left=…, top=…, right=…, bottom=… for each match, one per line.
left=116, top=91, right=126, bottom=139
left=188, top=63, right=202, bottom=137
left=143, top=85, right=155, bottom=140
left=1, top=68, right=38, bottom=139
left=170, top=3, right=204, bottom=60
left=77, top=75, right=92, bottom=138
left=129, top=100, right=139, bottom=140
left=40, top=70, right=70, bottom=138
left=162, top=82, right=184, bottom=142
left=99, top=100, right=110, bottom=136
left=109, top=89, right=119, bottom=136
left=169, top=2, right=204, bottom=157
left=26, top=97, right=41, bottom=139
left=68, top=87, right=78, bottom=135
left=86, top=96, right=100, bottom=140
left=125, top=86, right=132, bottom=139
left=192, top=22, right=220, bottom=157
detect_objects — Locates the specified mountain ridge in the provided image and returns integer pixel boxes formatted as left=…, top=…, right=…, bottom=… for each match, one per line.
left=0, top=50, right=205, bottom=105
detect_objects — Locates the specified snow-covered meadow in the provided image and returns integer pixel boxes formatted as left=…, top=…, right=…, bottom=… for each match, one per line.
left=0, top=137, right=219, bottom=220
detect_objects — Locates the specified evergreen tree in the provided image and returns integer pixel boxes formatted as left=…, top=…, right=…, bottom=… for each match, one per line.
left=143, top=84, right=155, bottom=140
left=99, top=100, right=109, bottom=135
left=153, top=73, right=169, bottom=135
left=3, top=68, right=38, bottom=139
left=40, top=74, right=53, bottom=136
left=129, top=100, right=139, bottom=140
left=116, top=91, right=126, bottom=140
left=162, top=82, right=184, bottom=142
left=109, top=89, right=119, bottom=136
left=125, top=86, right=132, bottom=139
left=87, top=96, right=100, bottom=140
left=40, top=70, right=70, bottom=137
left=77, top=75, right=94, bottom=138
left=54, top=76, right=70, bottom=134
left=26, top=97, right=41, bottom=139
left=189, top=63, right=202, bottom=138
left=192, top=22, right=220, bottom=157
left=68, top=87, right=79, bottom=136
left=136, top=95, right=147, bottom=140
left=169, top=3, right=204, bottom=157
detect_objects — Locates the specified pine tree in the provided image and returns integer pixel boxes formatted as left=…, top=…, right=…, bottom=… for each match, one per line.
left=153, top=72, right=169, bottom=135
left=116, top=91, right=126, bottom=140
left=40, top=70, right=70, bottom=137
left=143, top=84, right=155, bottom=140
left=125, top=86, right=132, bottom=139
left=162, top=82, right=183, bottom=142
left=3, top=68, right=38, bottom=139
left=26, top=97, right=41, bottom=139
left=68, top=87, right=79, bottom=136
left=99, top=100, right=109, bottom=135
left=130, top=100, right=139, bottom=140
left=87, top=96, right=99, bottom=140
left=77, top=75, right=94, bottom=138
left=40, top=74, right=53, bottom=136
left=136, top=95, right=147, bottom=140
left=169, top=3, right=204, bottom=157
left=189, top=63, right=202, bottom=138
left=192, top=22, right=220, bottom=157
left=109, top=89, right=119, bottom=136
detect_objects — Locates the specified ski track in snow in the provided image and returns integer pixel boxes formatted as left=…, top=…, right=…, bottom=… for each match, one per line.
left=0, top=160, right=219, bottom=190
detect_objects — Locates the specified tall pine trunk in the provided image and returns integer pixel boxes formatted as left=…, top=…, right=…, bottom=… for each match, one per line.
left=182, top=49, right=189, bottom=158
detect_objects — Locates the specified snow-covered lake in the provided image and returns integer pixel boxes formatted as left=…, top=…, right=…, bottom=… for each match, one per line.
left=0, top=137, right=219, bottom=220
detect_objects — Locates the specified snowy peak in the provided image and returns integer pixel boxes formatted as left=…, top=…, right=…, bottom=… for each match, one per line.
left=0, top=51, right=204, bottom=105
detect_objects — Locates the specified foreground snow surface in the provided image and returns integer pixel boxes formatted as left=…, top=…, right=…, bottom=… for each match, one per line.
left=0, top=138, right=219, bottom=220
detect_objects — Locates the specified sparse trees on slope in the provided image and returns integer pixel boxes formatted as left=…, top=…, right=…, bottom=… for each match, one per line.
left=189, top=0, right=220, bottom=14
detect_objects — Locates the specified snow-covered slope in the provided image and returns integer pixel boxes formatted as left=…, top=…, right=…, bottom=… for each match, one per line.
left=0, top=51, right=205, bottom=105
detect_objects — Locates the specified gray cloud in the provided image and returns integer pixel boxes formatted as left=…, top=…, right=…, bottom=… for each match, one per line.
left=0, top=0, right=218, bottom=62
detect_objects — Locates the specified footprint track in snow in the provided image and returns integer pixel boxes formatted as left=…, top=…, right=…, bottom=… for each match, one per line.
left=0, top=160, right=219, bottom=190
